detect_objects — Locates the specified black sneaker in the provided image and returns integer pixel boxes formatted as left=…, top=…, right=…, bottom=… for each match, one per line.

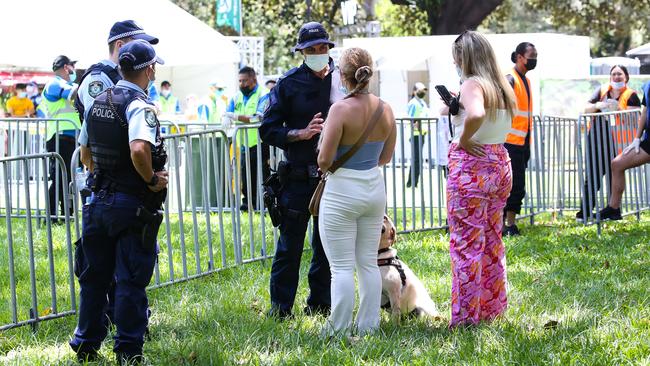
left=598, top=206, right=622, bottom=221
left=303, top=304, right=331, bottom=317
left=502, top=224, right=520, bottom=236
left=576, top=210, right=585, bottom=222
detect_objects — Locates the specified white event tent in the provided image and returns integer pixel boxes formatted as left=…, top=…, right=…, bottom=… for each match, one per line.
left=1, top=0, right=241, bottom=108
left=344, top=33, right=592, bottom=117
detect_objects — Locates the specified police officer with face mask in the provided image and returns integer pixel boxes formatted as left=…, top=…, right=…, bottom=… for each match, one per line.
left=69, top=39, right=167, bottom=365
left=260, top=22, right=344, bottom=319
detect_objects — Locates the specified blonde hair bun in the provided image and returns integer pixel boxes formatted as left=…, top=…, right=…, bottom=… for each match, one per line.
left=355, top=66, right=373, bottom=84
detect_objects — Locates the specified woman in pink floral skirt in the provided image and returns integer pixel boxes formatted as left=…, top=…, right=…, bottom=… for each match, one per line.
left=445, top=31, right=517, bottom=327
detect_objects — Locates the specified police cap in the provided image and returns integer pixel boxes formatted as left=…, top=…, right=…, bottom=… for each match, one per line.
left=108, top=20, right=159, bottom=45
left=293, top=22, right=336, bottom=52
left=118, top=39, right=165, bottom=71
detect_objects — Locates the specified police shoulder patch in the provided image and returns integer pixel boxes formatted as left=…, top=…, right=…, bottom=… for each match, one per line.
left=144, top=108, right=158, bottom=127
left=88, top=81, right=104, bottom=98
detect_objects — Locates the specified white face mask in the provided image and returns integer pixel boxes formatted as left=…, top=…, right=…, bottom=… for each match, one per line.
left=161, top=89, right=171, bottom=97
left=304, top=54, right=329, bottom=72
left=610, top=81, right=625, bottom=90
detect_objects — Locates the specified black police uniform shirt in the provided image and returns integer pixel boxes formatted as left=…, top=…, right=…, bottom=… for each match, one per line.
left=90, top=80, right=158, bottom=147
left=260, top=60, right=343, bottom=166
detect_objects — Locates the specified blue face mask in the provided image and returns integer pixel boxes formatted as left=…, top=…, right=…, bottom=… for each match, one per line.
left=147, top=70, right=155, bottom=92
left=18, top=92, right=27, bottom=98
left=69, top=69, right=77, bottom=83
left=214, top=89, right=224, bottom=98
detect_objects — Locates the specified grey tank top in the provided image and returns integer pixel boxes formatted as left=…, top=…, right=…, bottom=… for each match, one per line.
left=335, top=140, right=385, bottom=170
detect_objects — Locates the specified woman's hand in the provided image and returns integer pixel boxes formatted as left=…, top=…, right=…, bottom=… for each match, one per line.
left=459, top=137, right=485, bottom=157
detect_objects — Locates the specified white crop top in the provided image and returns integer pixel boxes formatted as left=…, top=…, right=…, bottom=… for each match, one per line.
left=451, top=108, right=511, bottom=144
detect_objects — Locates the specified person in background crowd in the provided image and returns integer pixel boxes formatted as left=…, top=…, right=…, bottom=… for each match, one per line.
left=446, top=30, right=515, bottom=327
left=406, top=82, right=429, bottom=188
left=200, top=80, right=229, bottom=124
left=265, top=79, right=277, bottom=90
left=159, top=80, right=181, bottom=115
left=224, top=66, right=270, bottom=211
left=502, top=42, right=537, bottom=236
left=577, top=65, right=641, bottom=221
left=26, top=81, right=43, bottom=117
left=69, top=39, right=167, bottom=365
left=5, top=83, right=35, bottom=117
left=317, top=47, right=396, bottom=336
left=260, top=21, right=341, bottom=320
left=40, top=55, right=81, bottom=222
left=77, top=20, right=159, bottom=172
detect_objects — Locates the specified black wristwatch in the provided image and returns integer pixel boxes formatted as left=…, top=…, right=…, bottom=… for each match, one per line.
left=147, top=174, right=159, bottom=186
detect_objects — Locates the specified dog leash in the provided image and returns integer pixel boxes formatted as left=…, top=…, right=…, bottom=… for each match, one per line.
left=377, top=248, right=407, bottom=287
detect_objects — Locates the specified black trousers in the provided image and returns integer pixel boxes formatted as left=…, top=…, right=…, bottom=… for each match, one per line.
left=407, top=135, right=424, bottom=187
left=46, top=135, right=76, bottom=218
left=580, top=119, right=614, bottom=214
left=269, top=177, right=331, bottom=312
left=240, top=143, right=270, bottom=209
left=504, top=143, right=530, bottom=214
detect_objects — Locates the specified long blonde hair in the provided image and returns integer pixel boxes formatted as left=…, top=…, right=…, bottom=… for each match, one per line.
left=452, top=31, right=516, bottom=121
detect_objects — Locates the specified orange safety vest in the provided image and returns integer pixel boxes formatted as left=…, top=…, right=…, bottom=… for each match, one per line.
left=505, top=68, right=532, bottom=146
left=597, top=85, right=637, bottom=151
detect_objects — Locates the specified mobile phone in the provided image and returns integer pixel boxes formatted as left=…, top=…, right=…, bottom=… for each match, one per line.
left=435, top=85, right=454, bottom=106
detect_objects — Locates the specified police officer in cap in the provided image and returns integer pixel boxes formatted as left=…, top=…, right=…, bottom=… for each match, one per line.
left=77, top=20, right=158, bottom=171
left=260, top=22, right=344, bottom=319
left=69, top=39, right=167, bottom=364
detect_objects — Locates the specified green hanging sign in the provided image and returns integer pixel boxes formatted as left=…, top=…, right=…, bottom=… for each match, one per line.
left=216, top=0, right=242, bottom=34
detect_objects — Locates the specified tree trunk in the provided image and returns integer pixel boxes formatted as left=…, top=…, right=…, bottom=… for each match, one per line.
left=429, top=0, right=503, bottom=35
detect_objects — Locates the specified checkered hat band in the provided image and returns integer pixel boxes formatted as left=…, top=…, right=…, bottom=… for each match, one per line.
left=108, top=29, right=145, bottom=43
left=132, top=58, right=156, bottom=70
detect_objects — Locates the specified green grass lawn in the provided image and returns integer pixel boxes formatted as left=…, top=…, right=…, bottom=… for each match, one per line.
left=1, top=215, right=649, bottom=365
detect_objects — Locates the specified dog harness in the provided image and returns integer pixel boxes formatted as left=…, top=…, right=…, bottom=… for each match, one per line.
left=377, top=247, right=407, bottom=287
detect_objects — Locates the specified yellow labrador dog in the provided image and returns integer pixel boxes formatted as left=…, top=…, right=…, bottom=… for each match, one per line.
left=378, top=215, right=439, bottom=324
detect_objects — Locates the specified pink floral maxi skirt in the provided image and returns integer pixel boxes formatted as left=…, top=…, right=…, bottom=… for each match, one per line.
left=446, top=143, right=512, bottom=326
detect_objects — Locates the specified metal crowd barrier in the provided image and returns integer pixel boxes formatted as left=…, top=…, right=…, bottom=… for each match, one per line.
left=0, top=153, right=76, bottom=331
left=3, top=110, right=650, bottom=330
left=0, top=118, right=80, bottom=222
left=576, top=109, right=648, bottom=234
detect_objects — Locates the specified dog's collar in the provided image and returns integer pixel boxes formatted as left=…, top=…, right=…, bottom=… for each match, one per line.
left=378, top=247, right=392, bottom=255
left=377, top=256, right=407, bottom=287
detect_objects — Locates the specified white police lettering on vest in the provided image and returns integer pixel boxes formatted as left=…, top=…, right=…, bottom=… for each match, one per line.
left=91, top=105, right=115, bottom=119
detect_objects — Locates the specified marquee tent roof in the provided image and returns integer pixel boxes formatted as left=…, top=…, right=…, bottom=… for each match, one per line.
left=1, top=0, right=240, bottom=70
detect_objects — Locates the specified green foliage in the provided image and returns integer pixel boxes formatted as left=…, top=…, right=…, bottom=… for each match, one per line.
left=482, top=0, right=650, bottom=57
left=2, top=214, right=650, bottom=364
left=376, top=0, right=429, bottom=37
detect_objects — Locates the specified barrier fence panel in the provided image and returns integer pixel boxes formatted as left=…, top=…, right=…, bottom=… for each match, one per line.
left=0, top=153, right=76, bottom=331
left=0, top=118, right=80, bottom=223
left=577, top=110, right=648, bottom=233
left=387, top=118, right=449, bottom=233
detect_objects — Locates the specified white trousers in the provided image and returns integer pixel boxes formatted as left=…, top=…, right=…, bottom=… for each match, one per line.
left=318, top=167, right=386, bottom=336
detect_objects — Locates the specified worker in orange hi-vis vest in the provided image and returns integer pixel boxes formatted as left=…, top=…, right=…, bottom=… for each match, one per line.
left=502, top=42, right=537, bottom=236
left=576, top=65, right=641, bottom=222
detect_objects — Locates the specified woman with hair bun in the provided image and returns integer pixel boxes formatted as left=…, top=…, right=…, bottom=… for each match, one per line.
left=317, top=47, right=396, bottom=336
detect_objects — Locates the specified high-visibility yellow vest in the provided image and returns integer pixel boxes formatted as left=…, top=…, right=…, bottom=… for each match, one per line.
left=234, top=86, right=268, bottom=148
left=505, top=68, right=532, bottom=146
left=38, top=95, right=81, bottom=141
left=160, top=95, right=179, bottom=114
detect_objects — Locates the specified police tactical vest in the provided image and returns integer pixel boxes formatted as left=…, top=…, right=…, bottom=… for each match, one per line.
left=87, top=87, right=163, bottom=195
left=74, top=63, right=122, bottom=124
